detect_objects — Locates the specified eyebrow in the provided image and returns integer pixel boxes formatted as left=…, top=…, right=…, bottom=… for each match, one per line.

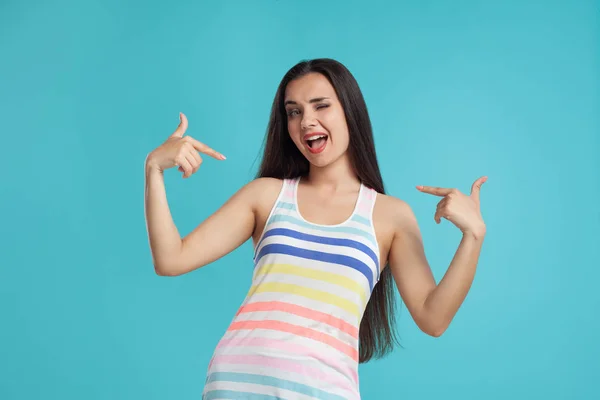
left=284, top=97, right=330, bottom=106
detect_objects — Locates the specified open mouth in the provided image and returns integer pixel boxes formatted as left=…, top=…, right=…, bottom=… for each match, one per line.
left=304, top=133, right=328, bottom=154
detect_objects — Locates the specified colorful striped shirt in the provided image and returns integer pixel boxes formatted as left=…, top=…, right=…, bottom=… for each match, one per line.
left=203, top=176, right=380, bottom=399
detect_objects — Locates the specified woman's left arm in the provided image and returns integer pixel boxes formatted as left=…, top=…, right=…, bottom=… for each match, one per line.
left=388, top=177, right=487, bottom=337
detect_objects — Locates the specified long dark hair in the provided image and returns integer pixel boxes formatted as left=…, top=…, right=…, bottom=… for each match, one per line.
left=256, top=58, right=399, bottom=363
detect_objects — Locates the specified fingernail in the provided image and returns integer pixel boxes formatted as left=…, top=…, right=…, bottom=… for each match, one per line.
left=220, top=154, right=227, bottom=160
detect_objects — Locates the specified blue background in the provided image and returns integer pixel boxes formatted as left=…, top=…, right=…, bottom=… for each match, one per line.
left=1, top=0, right=598, bottom=399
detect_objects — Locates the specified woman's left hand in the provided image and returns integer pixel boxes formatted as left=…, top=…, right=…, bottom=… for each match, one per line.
left=416, top=176, right=487, bottom=237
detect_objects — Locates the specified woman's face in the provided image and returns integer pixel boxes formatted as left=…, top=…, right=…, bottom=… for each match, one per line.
left=284, top=73, right=350, bottom=168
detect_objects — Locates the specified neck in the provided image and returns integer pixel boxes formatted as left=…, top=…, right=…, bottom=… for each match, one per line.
left=306, top=154, right=359, bottom=190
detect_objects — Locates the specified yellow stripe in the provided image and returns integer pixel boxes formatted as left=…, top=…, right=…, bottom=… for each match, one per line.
left=247, top=282, right=359, bottom=318
left=254, top=263, right=367, bottom=306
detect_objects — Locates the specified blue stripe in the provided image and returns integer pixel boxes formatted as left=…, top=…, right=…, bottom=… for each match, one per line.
left=205, top=372, right=347, bottom=400
left=263, top=228, right=379, bottom=273
left=256, top=243, right=374, bottom=290
left=204, top=389, right=283, bottom=399
left=268, top=214, right=377, bottom=245
left=253, top=214, right=377, bottom=261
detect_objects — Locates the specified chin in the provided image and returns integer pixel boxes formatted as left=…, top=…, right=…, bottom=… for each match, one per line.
left=307, top=158, right=333, bottom=168
left=305, top=152, right=347, bottom=169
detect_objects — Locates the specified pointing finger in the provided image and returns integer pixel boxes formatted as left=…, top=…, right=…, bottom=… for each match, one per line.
left=416, top=186, right=453, bottom=197
left=188, top=137, right=226, bottom=160
left=171, top=112, right=188, bottom=138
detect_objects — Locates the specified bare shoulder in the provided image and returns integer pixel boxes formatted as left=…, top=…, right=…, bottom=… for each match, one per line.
left=244, top=177, right=284, bottom=207
left=372, top=193, right=418, bottom=265
left=254, top=177, right=284, bottom=190
left=245, top=177, right=284, bottom=242
left=374, top=193, right=416, bottom=227
left=233, top=177, right=281, bottom=204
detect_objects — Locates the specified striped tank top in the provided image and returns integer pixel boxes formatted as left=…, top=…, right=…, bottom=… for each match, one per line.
left=203, top=176, right=381, bottom=400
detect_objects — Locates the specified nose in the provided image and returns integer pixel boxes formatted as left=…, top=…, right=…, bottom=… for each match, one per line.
left=301, top=113, right=317, bottom=130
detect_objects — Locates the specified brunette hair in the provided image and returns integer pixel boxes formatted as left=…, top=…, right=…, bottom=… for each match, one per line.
left=256, top=58, right=400, bottom=363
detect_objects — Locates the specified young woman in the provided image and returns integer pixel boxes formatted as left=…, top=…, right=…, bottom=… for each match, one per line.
left=144, top=58, right=487, bottom=399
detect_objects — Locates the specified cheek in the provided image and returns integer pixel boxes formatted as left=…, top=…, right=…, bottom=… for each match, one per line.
left=327, top=112, right=350, bottom=143
left=287, top=120, right=303, bottom=146
left=287, top=120, right=299, bottom=139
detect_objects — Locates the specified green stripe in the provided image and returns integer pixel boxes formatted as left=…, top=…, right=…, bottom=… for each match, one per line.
left=206, top=372, right=348, bottom=400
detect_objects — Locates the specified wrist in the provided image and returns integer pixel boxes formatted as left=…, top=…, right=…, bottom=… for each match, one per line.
left=462, top=224, right=486, bottom=240
left=145, top=155, right=163, bottom=175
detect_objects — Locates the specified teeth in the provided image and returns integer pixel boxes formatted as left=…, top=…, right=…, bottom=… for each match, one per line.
left=306, top=135, right=326, bottom=141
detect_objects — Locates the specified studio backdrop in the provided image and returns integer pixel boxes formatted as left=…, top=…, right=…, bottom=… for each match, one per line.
left=1, top=1, right=598, bottom=399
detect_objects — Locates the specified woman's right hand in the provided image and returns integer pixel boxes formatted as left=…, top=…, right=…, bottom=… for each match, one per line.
left=145, top=112, right=226, bottom=178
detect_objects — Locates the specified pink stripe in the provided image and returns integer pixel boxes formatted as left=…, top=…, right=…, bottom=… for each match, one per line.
left=228, top=320, right=359, bottom=362
left=282, top=189, right=295, bottom=199
left=236, top=301, right=358, bottom=339
left=211, top=353, right=358, bottom=396
left=217, top=337, right=358, bottom=384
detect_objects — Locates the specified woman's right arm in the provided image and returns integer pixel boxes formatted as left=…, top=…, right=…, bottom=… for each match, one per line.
left=145, top=165, right=262, bottom=276
left=144, top=113, right=259, bottom=276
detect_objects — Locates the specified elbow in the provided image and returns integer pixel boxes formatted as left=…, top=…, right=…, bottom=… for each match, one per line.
left=155, top=267, right=175, bottom=276
left=153, top=261, right=182, bottom=277
left=153, top=256, right=201, bottom=277
left=416, top=303, right=452, bottom=337
left=154, top=265, right=173, bottom=276
left=427, top=326, right=448, bottom=337
left=418, top=317, right=450, bottom=338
